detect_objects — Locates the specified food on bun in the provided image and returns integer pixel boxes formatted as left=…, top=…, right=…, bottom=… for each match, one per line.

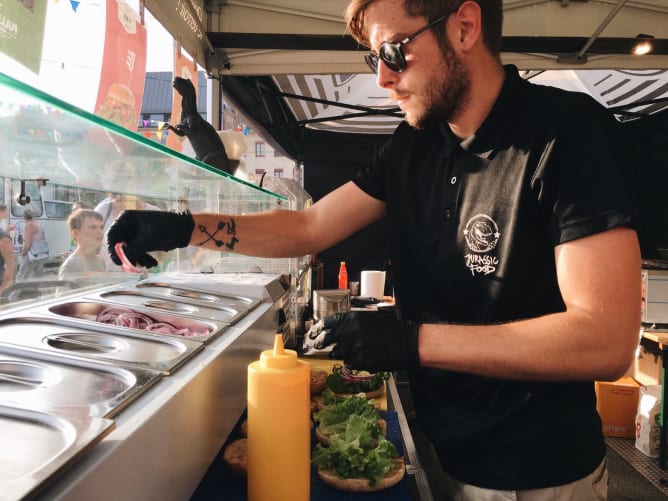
left=222, top=438, right=247, bottom=476
left=326, top=364, right=389, bottom=399
left=311, top=393, right=404, bottom=491
left=317, top=458, right=405, bottom=492
left=310, top=370, right=328, bottom=395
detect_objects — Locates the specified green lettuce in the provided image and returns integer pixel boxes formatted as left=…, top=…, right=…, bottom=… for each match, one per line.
left=312, top=394, right=399, bottom=487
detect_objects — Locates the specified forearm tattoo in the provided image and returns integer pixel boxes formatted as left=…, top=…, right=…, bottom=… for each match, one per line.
left=196, top=218, right=239, bottom=250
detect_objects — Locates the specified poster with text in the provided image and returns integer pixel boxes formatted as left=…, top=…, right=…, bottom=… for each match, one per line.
left=94, top=0, right=146, bottom=131
left=0, top=0, right=48, bottom=73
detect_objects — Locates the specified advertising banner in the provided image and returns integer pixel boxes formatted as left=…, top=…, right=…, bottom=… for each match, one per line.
left=94, top=0, right=147, bottom=131
left=0, top=0, right=48, bottom=73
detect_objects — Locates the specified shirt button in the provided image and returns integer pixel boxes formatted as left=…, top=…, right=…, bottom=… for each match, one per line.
left=450, top=176, right=457, bottom=184
left=445, top=209, right=452, bottom=218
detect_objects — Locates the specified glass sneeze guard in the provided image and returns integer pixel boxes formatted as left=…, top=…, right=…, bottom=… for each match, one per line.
left=0, top=72, right=286, bottom=309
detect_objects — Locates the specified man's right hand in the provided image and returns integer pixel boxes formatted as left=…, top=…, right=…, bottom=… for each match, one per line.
left=107, top=210, right=195, bottom=268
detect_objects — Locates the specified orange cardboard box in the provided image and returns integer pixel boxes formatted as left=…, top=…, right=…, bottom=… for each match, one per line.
left=595, top=376, right=641, bottom=438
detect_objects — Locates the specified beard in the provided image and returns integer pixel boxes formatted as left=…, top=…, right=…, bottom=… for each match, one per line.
left=401, top=45, right=470, bottom=130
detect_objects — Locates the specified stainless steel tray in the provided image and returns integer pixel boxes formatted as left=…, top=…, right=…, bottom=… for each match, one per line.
left=0, top=342, right=162, bottom=418
left=134, top=281, right=261, bottom=310
left=0, top=317, right=203, bottom=375
left=0, top=403, right=114, bottom=501
left=45, top=300, right=228, bottom=344
left=92, top=289, right=248, bottom=325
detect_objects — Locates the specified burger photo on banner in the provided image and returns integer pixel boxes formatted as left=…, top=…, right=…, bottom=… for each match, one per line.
left=94, top=0, right=146, bottom=131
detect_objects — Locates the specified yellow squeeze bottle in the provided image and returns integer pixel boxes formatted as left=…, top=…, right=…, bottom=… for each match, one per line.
left=247, top=334, right=310, bottom=501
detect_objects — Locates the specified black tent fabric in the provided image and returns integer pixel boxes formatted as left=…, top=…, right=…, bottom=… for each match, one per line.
left=622, top=108, right=668, bottom=260
left=221, top=72, right=668, bottom=279
left=221, top=74, right=395, bottom=290
left=220, top=75, right=304, bottom=161
left=302, top=128, right=390, bottom=291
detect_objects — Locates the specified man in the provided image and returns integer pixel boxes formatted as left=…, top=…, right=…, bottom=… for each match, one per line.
left=59, top=209, right=106, bottom=284
left=107, top=0, right=640, bottom=498
left=94, top=194, right=126, bottom=271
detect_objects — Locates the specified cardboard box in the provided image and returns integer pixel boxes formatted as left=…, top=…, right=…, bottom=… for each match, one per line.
left=595, top=376, right=641, bottom=438
left=626, top=338, right=663, bottom=387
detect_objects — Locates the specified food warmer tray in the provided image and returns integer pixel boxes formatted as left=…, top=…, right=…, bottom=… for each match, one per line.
left=40, top=299, right=228, bottom=345
left=89, top=289, right=249, bottom=325
left=0, top=403, right=115, bottom=501
left=0, top=342, right=162, bottom=419
left=0, top=317, right=203, bottom=375
left=133, top=281, right=262, bottom=310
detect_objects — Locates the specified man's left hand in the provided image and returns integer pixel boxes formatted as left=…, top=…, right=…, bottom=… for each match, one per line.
left=315, top=309, right=420, bottom=373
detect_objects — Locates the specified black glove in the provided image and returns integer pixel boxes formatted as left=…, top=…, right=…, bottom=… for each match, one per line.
left=107, top=210, right=195, bottom=268
left=318, top=309, right=420, bottom=373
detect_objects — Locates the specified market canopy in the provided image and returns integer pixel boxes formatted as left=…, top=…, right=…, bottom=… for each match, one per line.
left=144, top=0, right=668, bottom=155
left=147, top=0, right=668, bottom=75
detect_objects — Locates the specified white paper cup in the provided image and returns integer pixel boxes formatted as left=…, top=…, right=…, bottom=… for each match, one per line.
left=360, top=270, right=386, bottom=299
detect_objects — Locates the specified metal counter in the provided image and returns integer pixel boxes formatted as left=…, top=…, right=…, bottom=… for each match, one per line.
left=0, top=273, right=289, bottom=501
left=33, top=299, right=279, bottom=501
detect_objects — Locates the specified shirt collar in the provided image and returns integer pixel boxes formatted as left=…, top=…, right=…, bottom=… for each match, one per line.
left=455, top=65, right=524, bottom=159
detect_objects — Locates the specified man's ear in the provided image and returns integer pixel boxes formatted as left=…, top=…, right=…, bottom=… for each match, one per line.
left=450, top=0, right=483, bottom=53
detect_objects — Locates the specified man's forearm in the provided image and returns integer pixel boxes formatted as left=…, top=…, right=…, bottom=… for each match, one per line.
left=190, top=211, right=318, bottom=258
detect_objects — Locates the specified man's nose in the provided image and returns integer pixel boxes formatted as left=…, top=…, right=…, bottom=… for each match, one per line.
left=376, top=59, right=398, bottom=89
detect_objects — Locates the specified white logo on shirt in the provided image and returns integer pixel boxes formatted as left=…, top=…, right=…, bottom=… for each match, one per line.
left=463, top=214, right=500, bottom=276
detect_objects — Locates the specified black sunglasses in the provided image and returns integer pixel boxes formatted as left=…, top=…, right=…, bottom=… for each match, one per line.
left=364, top=14, right=448, bottom=74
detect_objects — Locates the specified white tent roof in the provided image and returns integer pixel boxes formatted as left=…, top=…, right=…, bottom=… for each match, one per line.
left=146, top=0, right=668, bottom=74
left=144, top=1, right=668, bottom=139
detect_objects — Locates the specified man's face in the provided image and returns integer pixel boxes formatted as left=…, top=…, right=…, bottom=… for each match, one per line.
left=366, top=0, right=470, bottom=129
left=111, top=197, right=126, bottom=214
left=74, top=216, right=104, bottom=252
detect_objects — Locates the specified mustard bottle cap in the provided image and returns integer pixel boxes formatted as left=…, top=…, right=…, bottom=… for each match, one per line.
left=260, top=334, right=297, bottom=369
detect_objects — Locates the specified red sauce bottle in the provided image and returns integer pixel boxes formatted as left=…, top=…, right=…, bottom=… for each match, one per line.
left=338, top=261, right=348, bottom=289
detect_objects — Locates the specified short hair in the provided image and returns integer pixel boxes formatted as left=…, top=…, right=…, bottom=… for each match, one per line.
left=72, top=201, right=89, bottom=210
left=67, top=209, right=103, bottom=233
left=345, top=0, right=503, bottom=56
left=0, top=203, right=7, bottom=212
left=23, top=209, right=34, bottom=220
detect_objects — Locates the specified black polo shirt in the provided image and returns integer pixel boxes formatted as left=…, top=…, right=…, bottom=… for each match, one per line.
left=353, top=65, right=635, bottom=489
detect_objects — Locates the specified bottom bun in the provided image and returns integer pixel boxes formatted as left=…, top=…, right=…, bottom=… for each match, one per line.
left=317, top=458, right=405, bottom=492
left=223, top=438, right=248, bottom=476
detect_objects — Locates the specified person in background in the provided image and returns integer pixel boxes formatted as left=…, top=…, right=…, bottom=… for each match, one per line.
left=16, top=209, right=47, bottom=280
left=94, top=194, right=126, bottom=234
left=135, top=199, right=161, bottom=211
left=0, top=203, right=15, bottom=233
left=59, top=209, right=106, bottom=284
left=71, top=200, right=90, bottom=212
left=65, top=201, right=90, bottom=255
left=0, top=224, right=15, bottom=295
left=107, top=0, right=640, bottom=498
left=94, top=194, right=126, bottom=271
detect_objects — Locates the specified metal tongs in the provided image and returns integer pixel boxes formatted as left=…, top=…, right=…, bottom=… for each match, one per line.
left=114, top=242, right=148, bottom=279
left=303, top=318, right=334, bottom=355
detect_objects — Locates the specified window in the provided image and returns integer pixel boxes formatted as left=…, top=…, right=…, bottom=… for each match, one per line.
left=255, top=169, right=266, bottom=175
left=274, top=169, right=284, bottom=178
left=255, top=142, right=265, bottom=157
